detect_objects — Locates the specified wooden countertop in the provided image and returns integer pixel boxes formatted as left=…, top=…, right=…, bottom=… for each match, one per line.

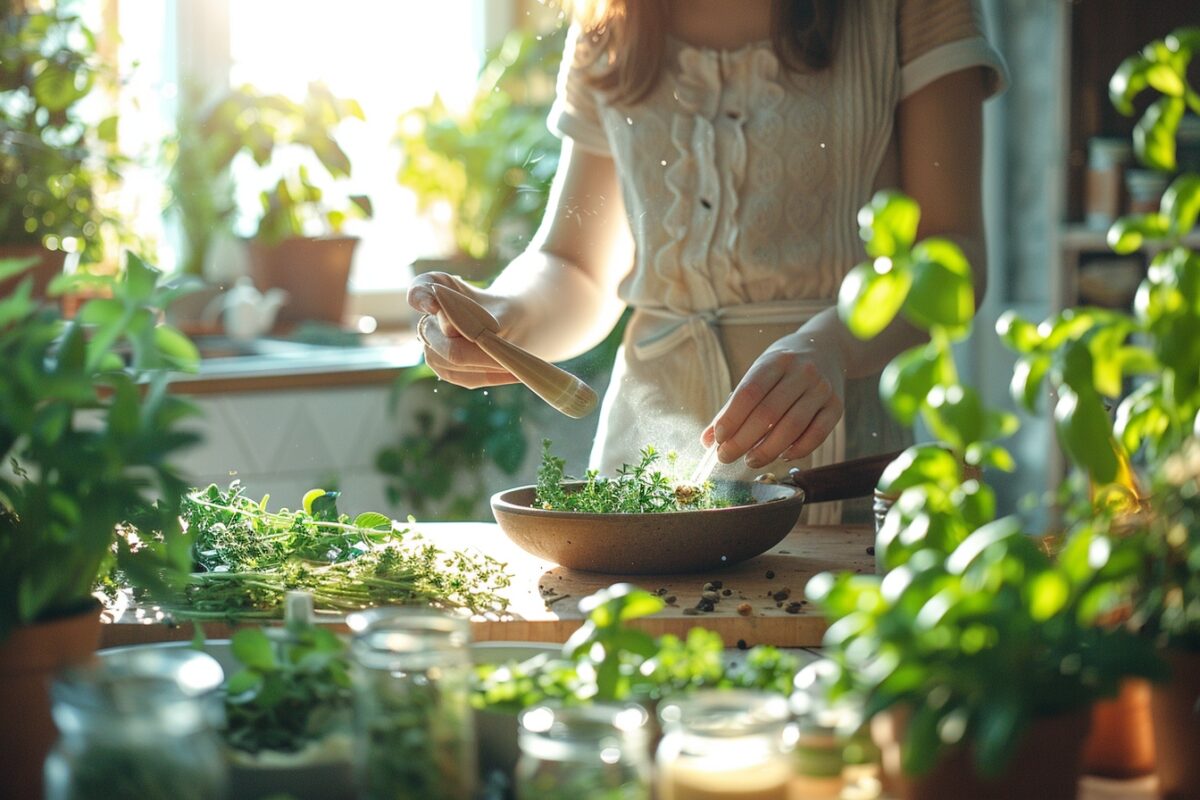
left=101, top=521, right=875, bottom=649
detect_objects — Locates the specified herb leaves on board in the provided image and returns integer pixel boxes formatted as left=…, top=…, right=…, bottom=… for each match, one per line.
left=123, top=482, right=512, bottom=620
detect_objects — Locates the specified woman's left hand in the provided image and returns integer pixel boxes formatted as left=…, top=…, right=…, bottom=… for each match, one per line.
left=702, top=333, right=845, bottom=469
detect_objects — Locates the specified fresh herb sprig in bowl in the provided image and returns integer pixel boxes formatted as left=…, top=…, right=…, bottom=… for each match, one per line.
left=535, top=441, right=735, bottom=513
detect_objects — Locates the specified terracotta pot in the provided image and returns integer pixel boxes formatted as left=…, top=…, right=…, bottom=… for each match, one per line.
left=873, top=706, right=1092, bottom=800
left=0, top=602, right=103, bottom=800
left=0, top=243, right=67, bottom=301
left=1082, top=678, right=1156, bottom=779
left=1151, top=648, right=1200, bottom=800
left=246, top=235, right=358, bottom=326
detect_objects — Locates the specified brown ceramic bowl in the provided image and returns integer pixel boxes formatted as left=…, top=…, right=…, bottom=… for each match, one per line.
left=490, top=479, right=806, bottom=574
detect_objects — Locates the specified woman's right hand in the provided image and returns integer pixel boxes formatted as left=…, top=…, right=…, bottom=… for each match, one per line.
left=407, top=271, right=519, bottom=388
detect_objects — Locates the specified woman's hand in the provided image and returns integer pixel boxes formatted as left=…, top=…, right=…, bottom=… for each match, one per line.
left=407, top=271, right=518, bottom=388
left=702, top=332, right=845, bottom=469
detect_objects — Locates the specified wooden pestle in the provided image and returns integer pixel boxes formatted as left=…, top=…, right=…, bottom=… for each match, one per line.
left=429, top=284, right=599, bottom=419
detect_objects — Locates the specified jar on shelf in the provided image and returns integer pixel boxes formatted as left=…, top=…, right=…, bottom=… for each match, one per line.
left=1084, top=136, right=1133, bottom=230
left=347, top=607, right=477, bottom=800
left=43, top=647, right=227, bottom=800
left=1125, top=168, right=1171, bottom=215
left=515, top=702, right=652, bottom=800
left=656, top=689, right=794, bottom=800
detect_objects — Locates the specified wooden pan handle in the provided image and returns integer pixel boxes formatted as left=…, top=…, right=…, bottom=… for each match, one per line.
left=474, top=331, right=599, bottom=419
left=784, top=449, right=905, bottom=504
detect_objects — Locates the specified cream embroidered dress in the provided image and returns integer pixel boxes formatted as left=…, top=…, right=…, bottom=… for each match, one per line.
left=547, top=0, right=1007, bottom=522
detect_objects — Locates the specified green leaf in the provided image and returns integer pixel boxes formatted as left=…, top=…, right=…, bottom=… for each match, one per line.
left=923, top=385, right=986, bottom=451
left=353, top=512, right=392, bottom=531
left=97, top=115, right=119, bottom=143
left=225, top=668, right=264, bottom=697
left=32, top=60, right=90, bottom=112
left=152, top=324, right=200, bottom=372
left=995, top=311, right=1043, bottom=353
left=77, top=298, right=125, bottom=326
left=1144, top=62, right=1185, bottom=97
left=1109, top=54, right=1151, bottom=116
left=912, top=237, right=971, bottom=277
left=1010, top=355, right=1050, bottom=413
left=878, top=445, right=960, bottom=495
left=857, top=191, right=920, bottom=257
left=1162, top=174, right=1200, bottom=237
left=1108, top=213, right=1171, bottom=253
left=879, top=343, right=944, bottom=425
left=1027, top=571, right=1069, bottom=621
left=903, top=258, right=974, bottom=334
left=1134, top=97, right=1184, bottom=171
left=974, top=695, right=1024, bottom=777
left=231, top=628, right=278, bottom=671
left=123, top=251, right=159, bottom=302
left=0, top=257, right=38, bottom=284
left=1054, top=387, right=1119, bottom=484
left=837, top=260, right=913, bottom=339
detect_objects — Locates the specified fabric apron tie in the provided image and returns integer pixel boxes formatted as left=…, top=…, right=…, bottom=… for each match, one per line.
left=630, top=299, right=846, bottom=526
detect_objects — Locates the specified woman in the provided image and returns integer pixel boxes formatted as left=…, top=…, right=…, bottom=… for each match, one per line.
left=409, top=0, right=1007, bottom=522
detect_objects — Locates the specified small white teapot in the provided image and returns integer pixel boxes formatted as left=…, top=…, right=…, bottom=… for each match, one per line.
left=206, top=277, right=288, bottom=342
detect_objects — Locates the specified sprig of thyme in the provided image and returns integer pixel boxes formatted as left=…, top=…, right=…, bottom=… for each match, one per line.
left=534, top=440, right=730, bottom=513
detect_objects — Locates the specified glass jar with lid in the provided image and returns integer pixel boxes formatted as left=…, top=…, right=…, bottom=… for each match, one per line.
left=656, top=689, right=794, bottom=800
left=347, top=607, right=477, bottom=800
left=516, top=702, right=652, bottom=800
left=43, top=646, right=227, bottom=800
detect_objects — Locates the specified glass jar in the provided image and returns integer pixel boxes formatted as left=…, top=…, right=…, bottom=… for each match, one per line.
left=790, top=661, right=881, bottom=800
left=44, top=647, right=227, bottom=800
left=515, top=702, right=652, bottom=800
left=1084, top=136, right=1132, bottom=229
left=656, top=689, right=794, bottom=800
left=347, top=607, right=477, bottom=800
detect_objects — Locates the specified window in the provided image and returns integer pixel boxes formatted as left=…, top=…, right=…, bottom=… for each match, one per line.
left=109, top=0, right=511, bottom=295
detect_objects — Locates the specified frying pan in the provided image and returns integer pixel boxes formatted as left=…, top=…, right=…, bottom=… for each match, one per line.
left=490, top=449, right=902, bottom=574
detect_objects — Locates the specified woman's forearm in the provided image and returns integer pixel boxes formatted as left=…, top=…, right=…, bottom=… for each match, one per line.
left=487, top=248, right=627, bottom=363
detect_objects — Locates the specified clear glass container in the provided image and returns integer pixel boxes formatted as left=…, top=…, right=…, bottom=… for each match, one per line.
left=516, top=702, right=652, bottom=800
left=44, top=647, right=227, bottom=800
left=347, top=607, right=477, bottom=800
left=656, top=689, right=794, bottom=800
left=789, top=660, right=882, bottom=800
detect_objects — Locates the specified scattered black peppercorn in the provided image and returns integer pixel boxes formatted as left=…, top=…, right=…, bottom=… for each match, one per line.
left=785, top=602, right=803, bottom=614
left=772, top=588, right=790, bottom=602
left=736, top=639, right=748, bottom=650
left=866, top=546, right=876, bottom=556
left=765, top=570, right=775, bottom=579
left=665, top=595, right=677, bottom=605
left=722, top=588, right=732, bottom=596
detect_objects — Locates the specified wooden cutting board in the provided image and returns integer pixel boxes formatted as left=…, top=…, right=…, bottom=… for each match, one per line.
left=100, top=521, right=876, bottom=649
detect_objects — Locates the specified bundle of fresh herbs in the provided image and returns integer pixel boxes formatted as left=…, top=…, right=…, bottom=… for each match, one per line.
left=535, top=441, right=734, bottom=514
left=119, top=482, right=512, bottom=620
left=473, top=584, right=800, bottom=714
left=223, top=623, right=353, bottom=756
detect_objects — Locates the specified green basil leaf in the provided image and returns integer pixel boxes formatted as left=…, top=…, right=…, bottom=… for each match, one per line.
left=837, top=260, right=913, bottom=339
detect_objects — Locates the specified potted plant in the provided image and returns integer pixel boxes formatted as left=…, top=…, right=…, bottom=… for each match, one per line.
left=807, top=520, right=1162, bottom=800
left=818, top=190, right=1167, bottom=796
left=0, top=1, right=124, bottom=295
left=999, top=26, right=1200, bottom=794
left=164, top=81, right=371, bottom=327
left=0, top=253, right=202, bottom=797
left=395, top=24, right=565, bottom=280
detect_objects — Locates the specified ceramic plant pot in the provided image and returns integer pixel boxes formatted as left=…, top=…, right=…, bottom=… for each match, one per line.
left=1150, top=648, right=1200, bottom=800
left=873, top=706, right=1092, bottom=800
left=1082, top=678, right=1156, bottom=779
left=0, top=602, right=102, bottom=800
left=247, top=235, right=359, bottom=326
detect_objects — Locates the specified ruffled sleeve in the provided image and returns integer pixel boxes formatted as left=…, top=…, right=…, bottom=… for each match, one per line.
left=546, top=25, right=611, bottom=155
left=898, top=0, right=1009, bottom=100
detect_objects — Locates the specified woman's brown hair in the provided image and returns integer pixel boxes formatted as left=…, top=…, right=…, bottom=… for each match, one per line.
left=563, top=0, right=842, bottom=104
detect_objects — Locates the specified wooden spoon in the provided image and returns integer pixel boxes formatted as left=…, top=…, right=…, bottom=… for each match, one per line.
left=430, top=284, right=599, bottom=419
